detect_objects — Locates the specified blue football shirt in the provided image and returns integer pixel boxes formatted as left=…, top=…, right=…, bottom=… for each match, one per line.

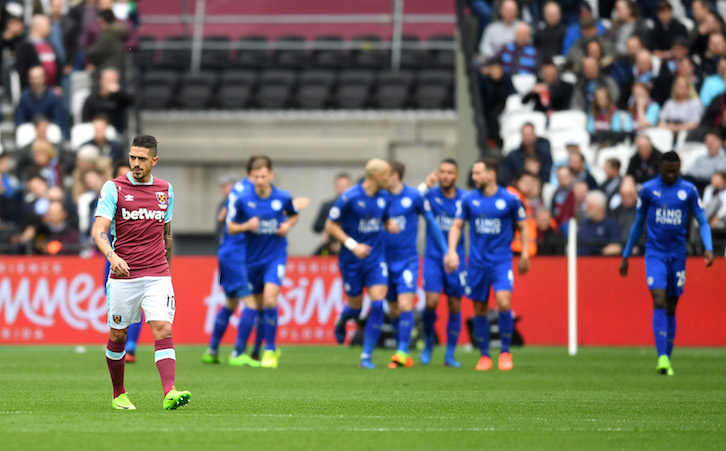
left=220, top=178, right=254, bottom=248
left=456, top=186, right=526, bottom=267
left=328, top=182, right=389, bottom=265
left=423, top=186, right=466, bottom=260
left=636, top=176, right=705, bottom=256
left=383, top=185, right=428, bottom=260
left=231, top=184, right=297, bottom=266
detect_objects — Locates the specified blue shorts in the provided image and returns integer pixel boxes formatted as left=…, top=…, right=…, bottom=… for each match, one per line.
left=386, top=255, right=419, bottom=302
left=217, top=245, right=251, bottom=298
left=422, top=255, right=465, bottom=298
left=340, top=256, right=388, bottom=297
left=465, top=263, right=513, bottom=302
left=645, top=253, right=686, bottom=298
left=247, top=258, right=287, bottom=294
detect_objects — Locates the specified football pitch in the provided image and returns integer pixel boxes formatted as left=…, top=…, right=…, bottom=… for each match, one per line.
left=2, top=346, right=725, bottom=450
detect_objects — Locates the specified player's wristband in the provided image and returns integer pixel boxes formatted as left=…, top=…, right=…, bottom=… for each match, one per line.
left=344, top=237, right=359, bottom=250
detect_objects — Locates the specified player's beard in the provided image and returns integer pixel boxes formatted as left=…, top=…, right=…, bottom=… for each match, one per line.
left=132, top=167, right=149, bottom=181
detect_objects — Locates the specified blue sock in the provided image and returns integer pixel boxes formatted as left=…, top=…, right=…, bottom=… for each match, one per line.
left=666, top=315, right=676, bottom=358
left=263, top=308, right=278, bottom=351
left=340, top=305, right=362, bottom=323
left=397, top=311, right=414, bottom=354
left=473, top=315, right=490, bottom=357
left=253, top=310, right=264, bottom=355
left=362, top=300, right=384, bottom=358
left=208, top=306, right=234, bottom=352
left=498, top=310, right=513, bottom=353
left=422, top=308, right=437, bottom=347
left=446, top=313, right=461, bottom=357
left=233, top=308, right=257, bottom=355
left=125, top=321, right=142, bottom=353
left=653, top=308, right=668, bottom=357
left=390, top=316, right=400, bottom=345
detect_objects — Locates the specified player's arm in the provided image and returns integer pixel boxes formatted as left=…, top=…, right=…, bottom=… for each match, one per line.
left=91, top=217, right=129, bottom=277
left=164, top=221, right=173, bottom=270
left=227, top=196, right=259, bottom=234
left=690, top=189, right=714, bottom=267
left=445, top=218, right=464, bottom=273
left=325, top=218, right=371, bottom=259
left=517, top=219, right=530, bottom=274
left=619, top=209, right=645, bottom=276
left=417, top=171, right=438, bottom=195
left=420, top=200, right=448, bottom=254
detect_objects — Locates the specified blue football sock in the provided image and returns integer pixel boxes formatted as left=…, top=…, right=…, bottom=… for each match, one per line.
left=340, top=305, right=362, bottom=323
left=390, top=316, right=400, bottom=345
left=253, top=310, right=264, bottom=355
left=208, top=306, right=234, bottom=352
left=473, top=315, right=490, bottom=357
left=125, top=321, right=142, bottom=353
left=263, top=307, right=278, bottom=351
left=653, top=308, right=668, bottom=357
left=446, top=313, right=461, bottom=357
left=397, top=311, right=414, bottom=354
left=362, top=301, right=384, bottom=358
left=498, top=310, right=513, bottom=353
left=233, top=307, right=257, bottom=355
left=422, top=308, right=437, bottom=347
left=666, top=315, right=676, bottom=358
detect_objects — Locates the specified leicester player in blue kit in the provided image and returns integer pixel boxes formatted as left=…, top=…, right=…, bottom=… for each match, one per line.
left=326, top=159, right=398, bottom=369
left=384, top=161, right=447, bottom=368
left=202, top=161, right=259, bottom=366
left=620, top=151, right=713, bottom=376
left=227, top=156, right=299, bottom=369
left=446, top=159, right=530, bottom=371
left=419, top=159, right=468, bottom=367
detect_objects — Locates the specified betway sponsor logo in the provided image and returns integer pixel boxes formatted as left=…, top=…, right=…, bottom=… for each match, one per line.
left=0, top=274, right=108, bottom=333
left=121, top=207, right=164, bottom=222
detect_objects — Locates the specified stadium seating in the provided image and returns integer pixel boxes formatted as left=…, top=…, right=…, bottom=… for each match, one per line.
left=257, top=69, right=297, bottom=109
left=334, top=70, right=375, bottom=109
left=548, top=110, right=588, bottom=133
left=412, top=70, right=453, bottom=109
left=351, top=35, right=389, bottom=70
left=274, top=35, right=308, bottom=70
left=234, top=35, right=270, bottom=70
left=678, top=143, right=708, bottom=174
left=200, top=36, right=232, bottom=71
left=15, top=122, right=62, bottom=149
left=596, top=145, right=636, bottom=175
left=427, top=34, right=455, bottom=69
left=399, top=35, right=430, bottom=70
left=70, top=123, right=118, bottom=151
left=136, top=35, right=157, bottom=70
left=374, top=70, right=413, bottom=109
left=140, top=71, right=179, bottom=109
left=312, top=35, right=349, bottom=70
left=178, top=72, right=218, bottom=109
left=157, top=35, right=192, bottom=71
left=296, top=70, right=336, bottom=109
left=642, top=127, right=674, bottom=153
left=217, top=70, right=258, bottom=109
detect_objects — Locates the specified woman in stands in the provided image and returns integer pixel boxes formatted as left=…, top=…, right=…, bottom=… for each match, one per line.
left=587, top=85, right=633, bottom=143
left=629, top=82, right=660, bottom=133
left=658, top=75, right=704, bottom=139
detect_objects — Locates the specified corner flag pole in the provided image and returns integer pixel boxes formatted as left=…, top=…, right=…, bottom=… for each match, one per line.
left=567, top=217, right=578, bottom=356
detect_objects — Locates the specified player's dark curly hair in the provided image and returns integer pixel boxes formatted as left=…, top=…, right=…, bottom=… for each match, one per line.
left=132, top=135, right=158, bottom=156
left=661, top=151, right=680, bottom=164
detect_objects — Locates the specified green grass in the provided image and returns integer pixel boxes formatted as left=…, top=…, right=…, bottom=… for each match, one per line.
left=1, top=346, right=725, bottom=450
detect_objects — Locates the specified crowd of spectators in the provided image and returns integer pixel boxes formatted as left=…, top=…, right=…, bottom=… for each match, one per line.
left=473, top=0, right=726, bottom=255
left=0, top=0, right=137, bottom=255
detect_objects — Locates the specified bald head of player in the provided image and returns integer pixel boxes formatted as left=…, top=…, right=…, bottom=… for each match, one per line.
left=660, top=151, right=681, bottom=185
left=129, top=134, right=159, bottom=183
left=364, top=158, right=391, bottom=191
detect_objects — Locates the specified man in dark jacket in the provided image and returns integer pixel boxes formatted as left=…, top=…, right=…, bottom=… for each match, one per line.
left=15, top=65, right=63, bottom=125
left=501, top=123, right=553, bottom=186
left=626, top=134, right=663, bottom=184
left=81, top=67, right=132, bottom=133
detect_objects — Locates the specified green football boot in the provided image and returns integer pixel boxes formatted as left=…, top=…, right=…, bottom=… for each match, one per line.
left=228, top=353, right=261, bottom=367
left=163, top=387, right=191, bottom=410
left=112, top=393, right=136, bottom=410
left=656, top=355, right=673, bottom=376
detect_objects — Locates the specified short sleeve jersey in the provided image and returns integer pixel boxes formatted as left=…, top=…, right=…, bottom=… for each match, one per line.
left=637, top=175, right=705, bottom=256
left=423, top=186, right=466, bottom=260
left=456, top=186, right=526, bottom=267
left=328, top=183, right=389, bottom=265
left=231, top=185, right=297, bottom=267
left=220, top=178, right=254, bottom=248
left=95, top=172, right=174, bottom=279
left=384, top=185, right=425, bottom=260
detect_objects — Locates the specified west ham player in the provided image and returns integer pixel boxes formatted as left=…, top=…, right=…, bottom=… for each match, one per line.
left=384, top=161, right=447, bottom=368
left=419, top=159, right=468, bottom=367
left=446, top=159, right=529, bottom=371
left=92, top=135, right=191, bottom=410
left=326, top=159, right=397, bottom=369
left=620, top=151, right=713, bottom=376
left=227, top=156, right=299, bottom=369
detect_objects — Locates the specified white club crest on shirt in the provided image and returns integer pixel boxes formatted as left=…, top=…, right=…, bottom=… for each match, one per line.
left=495, top=199, right=506, bottom=210
left=329, top=206, right=341, bottom=220
left=401, top=197, right=412, bottom=208
left=271, top=199, right=282, bottom=211
left=677, top=190, right=687, bottom=201
left=377, top=198, right=385, bottom=208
